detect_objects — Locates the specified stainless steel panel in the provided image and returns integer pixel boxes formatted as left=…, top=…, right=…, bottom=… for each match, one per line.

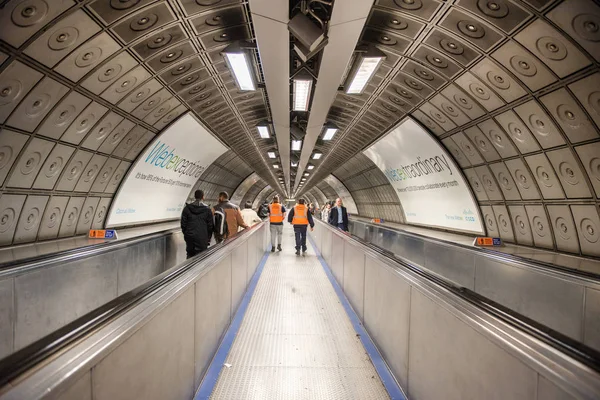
left=571, top=205, right=600, bottom=257
left=61, top=102, right=109, bottom=145
left=92, top=289, right=195, bottom=400
left=492, top=40, right=557, bottom=91
left=81, top=51, right=138, bottom=95
left=546, top=148, right=592, bottom=199
left=411, top=109, right=445, bottom=136
left=194, top=264, right=220, bottom=387
left=111, top=2, right=176, bottom=44
left=100, top=66, right=151, bottom=104
left=56, top=150, right=94, bottom=192
left=575, top=142, right=600, bottom=197
left=322, top=230, right=333, bottom=265
left=424, top=241, right=475, bottom=289
left=464, top=126, right=501, bottom=162
left=153, top=104, right=186, bottom=130
left=75, top=154, right=108, bottom=193
left=144, top=97, right=179, bottom=125
left=88, top=156, right=118, bottom=193
left=55, top=32, right=121, bottom=83
left=424, top=28, right=481, bottom=67
left=420, top=102, right=456, bottom=131
left=412, top=46, right=462, bottom=79
left=55, top=371, right=92, bottom=400
left=116, top=238, right=165, bottom=295
left=492, top=204, right=515, bottom=242
left=495, top=110, right=541, bottom=154
left=0, top=129, right=29, bottom=186
left=125, top=131, right=154, bottom=161
left=439, top=8, right=504, bottom=51
left=584, top=288, right=600, bottom=352
left=441, top=84, right=485, bottom=120
left=475, top=165, right=504, bottom=201
left=481, top=205, right=500, bottom=237
left=131, top=88, right=169, bottom=120
left=37, top=91, right=92, bottom=139
left=331, top=234, right=345, bottom=284
left=343, top=241, right=365, bottom=320
left=14, top=252, right=118, bottom=349
left=377, top=0, right=442, bottom=21
left=477, top=119, right=519, bottom=158
left=13, top=195, right=48, bottom=244
left=505, top=158, right=541, bottom=199
left=547, top=0, right=600, bottom=62
left=215, top=256, right=232, bottom=341
left=442, top=137, right=471, bottom=168
left=544, top=86, right=600, bottom=144
left=408, top=289, right=537, bottom=400
left=92, top=198, right=111, bottom=229
left=75, top=197, right=100, bottom=234
left=369, top=8, right=425, bottom=39
left=112, top=126, right=146, bottom=158
left=463, top=168, right=488, bottom=201
left=471, top=58, right=527, bottom=103
left=24, top=10, right=101, bottom=68
left=525, top=154, right=565, bottom=199
left=81, top=112, right=125, bottom=151
left=509, top=205, right=534, bottom=246
left=568, top=73, right=600, bottom=131
left=87, top=0, right=156, bottom=25
left=489, top=162, right=520, bottom=200
left=525, top=204, right=554, bottom=249
left=7, top=137, right=54, bottom=189
left=118, top=79, right=162, bottom=113
left=97, top=119, right=136, bottom=155
left=38, top=196, right=69, bottom=240
left=58, top=196, right=85, bottom=238
left=538, top=375, right=577, bottom=400
left=515, top=19, right=590, bottom=78
left=104, top=161, right=130, bottom=194
left=475, top=256, right=584, bottom=340
left=0, top=0, right=74, bottom=48
left=514, top=100, right=566, bottom=149
left=363, top=255, right=410, bottom=387
left=0, top=278, right=13, bottom=360
left=0, top=194, right=25, bottom=245
left=455, top=71, right=504, bottom=112
left=146, top=41, right=196, bottom=74
left=0, top=61, right=43, bottom=123
left=132, top=24, right=187, bottom=60
left=232, top=242, right=248, bottom=314
left=547, top=205, right=580, bottom=253
left=430, top=94, right=470, bottom=126
left=6, top=77, right=69, bottom=132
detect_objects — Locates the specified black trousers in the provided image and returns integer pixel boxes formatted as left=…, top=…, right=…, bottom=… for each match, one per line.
left=293, top=225, right=308, bottom=251
left=185, top=239, right=207, bottom=259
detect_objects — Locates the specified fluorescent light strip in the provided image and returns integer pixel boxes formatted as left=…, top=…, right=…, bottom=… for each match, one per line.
left=291, top=162, right=298, bottom=167
left=225, top=53, right=256, bottom=91
left=323, top=128, right=337, bottom=141
left=292, top=140, right=302, bottom=151
left=304, top=173, right=309, bottom=176
left=293, top=79, right=312, bottom=111
left=257, top=126, right=270, bottom=139
left=346, top=57, right=382, bottom=94
left=307, top=165, right=314, bottom=170
left=312, top=153, right=322, bottom=159
left=273, top=164, right=279, bottom=169
left=267, top=151, right=276, bottom=159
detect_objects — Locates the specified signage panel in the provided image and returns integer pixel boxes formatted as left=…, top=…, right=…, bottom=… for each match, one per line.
left=363, top=118, right=484, bottom=234
left=106, top=113, right=228, bottom=227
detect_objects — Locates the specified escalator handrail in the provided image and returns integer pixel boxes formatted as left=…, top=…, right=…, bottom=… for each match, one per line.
left=351, top=218, right=600, bottom=282
left=318, top=220, right=600, bottom=374
left=0, top=222, right=265, bottom=388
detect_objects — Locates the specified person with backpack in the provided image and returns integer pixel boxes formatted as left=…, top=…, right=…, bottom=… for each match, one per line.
left=257, top=201, right=269, bottom=220
left=181, top=189, right=214, bottom=259
left=213, top=191, right=248, bottom=243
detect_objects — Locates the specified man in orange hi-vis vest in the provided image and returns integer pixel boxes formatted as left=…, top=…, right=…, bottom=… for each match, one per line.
left=287, top=198, right=315, bottom=255
left=268, top=195, right=286, bottom=252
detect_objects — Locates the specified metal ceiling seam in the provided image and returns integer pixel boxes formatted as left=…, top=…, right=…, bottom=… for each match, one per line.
left=294, top=0, right=374, bottom=192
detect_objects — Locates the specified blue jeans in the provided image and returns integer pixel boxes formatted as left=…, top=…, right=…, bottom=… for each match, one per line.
left=294, top=225, right=307, bottom=251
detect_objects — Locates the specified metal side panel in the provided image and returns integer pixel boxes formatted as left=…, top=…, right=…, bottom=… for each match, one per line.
left=331, top=234, right=345, bottom=284
left=232, top=241, right=249, bottom=316
left=50, top=371, right=92, bottom=400
left=407, top=288, right=537, bottom=400
left=322, top=229, right=333, bottom=266
left=342, top=241, right=366, bottom=320
left=91, top=288, right=195, bottom=400
left=363, top=255, right=411, bottom=389
left=537, top=375, right=577, bottom=400
left=423, top=240, right=476, bottom=289
left=195, top=263, right=221, bottom=388
left=584, top=288, right=600, bottom=352
left=116, top=237, right=166, bottom=295
left=0, top=278, right=13, bottom=360
left=215, top=255, right=233, bottom=342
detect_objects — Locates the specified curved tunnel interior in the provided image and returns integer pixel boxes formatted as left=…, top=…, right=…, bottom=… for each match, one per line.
left=0, top=0, right=598, bottom=260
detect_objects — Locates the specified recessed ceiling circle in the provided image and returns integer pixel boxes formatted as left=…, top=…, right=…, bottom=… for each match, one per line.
left=457, top=20, right=485, bottom=39
left=393, top=0, right=422, bottom=11
left=476, top=0, right=509, bottom=18
left=573, top=13, right=600, bottom=42
left=110, top=0, right=142, bottom=10
left=536, top=36, right=567, bottom=60
left=48, top=27, right=79, bottom=50
left=13, top=0, right=49, bottom=27
left=130, top=13, right=158, bottom=32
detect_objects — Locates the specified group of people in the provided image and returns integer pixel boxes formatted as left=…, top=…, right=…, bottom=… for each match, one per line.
left=180, top=189, right=349, bottom=259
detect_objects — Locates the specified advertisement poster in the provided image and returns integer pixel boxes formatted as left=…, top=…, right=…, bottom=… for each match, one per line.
left=323, top=175, right=358, bottom=214
left=106, top=113, right=228, bottom=227
left=363, top=118, right=484, bottom=234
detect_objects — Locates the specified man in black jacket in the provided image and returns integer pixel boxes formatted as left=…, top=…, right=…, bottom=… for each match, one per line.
left=181, top=189, right=214, bottom=259
left=328, top=198, right=349, bottom=232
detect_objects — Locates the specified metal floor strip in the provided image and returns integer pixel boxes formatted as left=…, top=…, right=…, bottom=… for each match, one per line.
left=203, top=225, right=392, bottom=400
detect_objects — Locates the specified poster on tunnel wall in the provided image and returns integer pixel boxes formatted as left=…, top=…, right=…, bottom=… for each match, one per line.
left=106, top=113, right=228, bottom=227
left=363, top=118, right=484, bottom=234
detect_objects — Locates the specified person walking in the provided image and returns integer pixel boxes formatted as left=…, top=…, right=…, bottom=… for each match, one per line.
left=328, top=197, right=349, bottom=231
left=181, top=190, right=214, bottom=259
left=239, top=201, right=262, bottom=231
left=268, top=195, right=286, bottom=252
left=321, top=202, right=331, bottom=222
left=287, top=198, right=314, bottom=255
left=213, top=191, right=248, bottom=242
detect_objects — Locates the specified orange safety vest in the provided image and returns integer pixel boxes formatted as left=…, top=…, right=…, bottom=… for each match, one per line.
left=292, top=204, right=309, bottom=225
left=269, top=203, right=284, bottom=223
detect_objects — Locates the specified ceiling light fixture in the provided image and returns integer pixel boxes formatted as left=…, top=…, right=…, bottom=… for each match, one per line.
left=345, top=46, right=386, bottom=95
left=222, top=42, right=257, bottom=91
left=292, top=69, right=313, bottom=112
left=256, top=121, right=270, bottom=139
left=292, top=140, right=302, bottom=151
left=267, top=151, right=276, bottom=159
left=312, top=152, right=322, bottom=160
left=322, top=123, right=339, bottom=141
left=273, top=164, right=279, bottom=169
left=291, top=161, right=298, bottom=167
left=304, top=172, right=310, bottom=176
left=307, top=165, right=314, bottom=170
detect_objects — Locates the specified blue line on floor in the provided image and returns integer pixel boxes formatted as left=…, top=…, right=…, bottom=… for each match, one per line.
left=194, top=250, right=271, bottom=400
left=307, top=234, right=407, bottom=400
